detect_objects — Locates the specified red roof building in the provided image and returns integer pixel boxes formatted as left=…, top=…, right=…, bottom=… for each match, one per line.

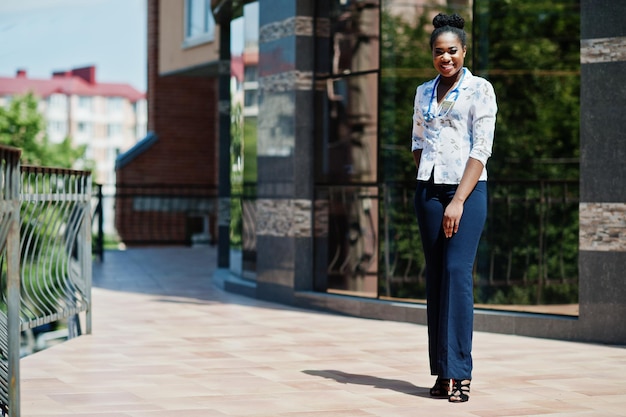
left=0, top=66, right=145, bottom=102
left=0, top=65, right=147, bottom=235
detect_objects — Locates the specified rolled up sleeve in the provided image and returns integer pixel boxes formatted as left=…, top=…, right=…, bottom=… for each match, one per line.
left=469, top=80, right=497, bottom=166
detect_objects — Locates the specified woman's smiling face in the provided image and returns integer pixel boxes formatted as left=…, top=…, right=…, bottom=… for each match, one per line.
left=432, top=31, right=466, bottom=80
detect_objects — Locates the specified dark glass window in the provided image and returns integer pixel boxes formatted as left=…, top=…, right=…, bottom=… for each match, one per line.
left=312, top=0, right=580, bottom=314
left=314, top=1, right=380, bottom=297
left=377, top=0, right=580, bottom=313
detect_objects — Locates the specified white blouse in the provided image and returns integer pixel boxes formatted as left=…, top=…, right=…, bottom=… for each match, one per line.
left=411, top=68, right=497, bottom=184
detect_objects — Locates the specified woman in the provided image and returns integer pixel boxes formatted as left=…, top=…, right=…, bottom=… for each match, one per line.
left=411, top=13, right=497, bottom=403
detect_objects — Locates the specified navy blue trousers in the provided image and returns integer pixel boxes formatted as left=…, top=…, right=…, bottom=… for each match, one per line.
left=414, top=180, right=487, bottom=380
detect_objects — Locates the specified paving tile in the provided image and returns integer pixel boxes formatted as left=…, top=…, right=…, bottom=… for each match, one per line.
left=17, top=247, right=626, bottom=417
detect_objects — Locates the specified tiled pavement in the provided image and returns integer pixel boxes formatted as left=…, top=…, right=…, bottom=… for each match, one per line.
left=20, top=247, right=626, bottom=417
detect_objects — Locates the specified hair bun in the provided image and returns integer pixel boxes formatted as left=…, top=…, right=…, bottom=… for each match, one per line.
left=432, top=13, right=465, bottom=30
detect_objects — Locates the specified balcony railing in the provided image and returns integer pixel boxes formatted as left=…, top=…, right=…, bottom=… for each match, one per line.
left=0, top=146, right=93, bottom=417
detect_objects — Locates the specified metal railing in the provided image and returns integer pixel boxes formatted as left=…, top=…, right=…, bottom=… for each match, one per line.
left=0, top=146, right=93, bottom=417
left=0, top=146, right=21, bottom=417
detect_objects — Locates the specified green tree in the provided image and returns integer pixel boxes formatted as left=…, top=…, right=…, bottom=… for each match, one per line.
left=0, top=92, right=86, bottom=168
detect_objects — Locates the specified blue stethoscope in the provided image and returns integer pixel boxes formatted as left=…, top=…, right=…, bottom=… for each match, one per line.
left=424, top=68, right=466, bottom=122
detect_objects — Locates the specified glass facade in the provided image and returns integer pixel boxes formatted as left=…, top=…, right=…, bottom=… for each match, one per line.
left=230, top=0, right=580, bottom=315
left=313, top=1, right=381, bottom=297
left=472, top=0, right=580, bottom=311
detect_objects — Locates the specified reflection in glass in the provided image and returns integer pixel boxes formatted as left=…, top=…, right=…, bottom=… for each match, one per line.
left=330, top=1, right=380, bottom=75
left=296, top=0, right=576, bottom=314
left=316, top=73, right=378, bottom=183
left=377, top=2, right=448, bottom=303
left=314, top=1, right=380, bottom=184
left=314, top=1, right=380, bottom=298
left=316, top=186, right=379, bottom=297
left=230, top=2, right=259, bottom=279
left=377, top=0, right=580, bottom=314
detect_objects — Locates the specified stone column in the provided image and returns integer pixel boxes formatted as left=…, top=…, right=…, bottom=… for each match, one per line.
left=579, top=0, right=626, bottom=343
left=254, top=1, right=316, bottom=303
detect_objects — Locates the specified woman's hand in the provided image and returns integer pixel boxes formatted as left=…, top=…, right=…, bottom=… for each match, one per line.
left=443, top=199, right=464, bottom=238
left=443, top=158, right=484, bottom=238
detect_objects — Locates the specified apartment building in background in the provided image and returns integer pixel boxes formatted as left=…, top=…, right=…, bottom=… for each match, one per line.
left=0, top=65, right=147, bottom=234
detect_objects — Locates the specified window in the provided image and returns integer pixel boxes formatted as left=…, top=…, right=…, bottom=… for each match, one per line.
left=107, top=123, right=123, bottom=137
left=107, top=97, right=124, bottom=113
left=184, top=0, right=216, bottom=47
left=229, top=1, right=259, bottom=280
left=78, top=96, right=92, bottom=110
left=48, top=93, right=66, bottom=110
left=47, top=120, right=67, bottom=137
left=244, top=89, right=258, bottom=109
left=77, top=121, right=92, bottom=135
left=244, top=66, right=257, bottom=83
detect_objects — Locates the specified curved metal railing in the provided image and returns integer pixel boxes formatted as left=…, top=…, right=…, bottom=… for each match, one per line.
left=0, top=152, right=93, bottom=417
left=18, top=166, right=92, bottom=332
left=0, top=146, right=22, bottom=417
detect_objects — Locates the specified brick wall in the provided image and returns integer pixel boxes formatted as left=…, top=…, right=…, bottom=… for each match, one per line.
left=120, top=0, right=218, bottom=186
left=116, top=0, right=219, bottom=245
left=117, top=75, right=219, bottom=186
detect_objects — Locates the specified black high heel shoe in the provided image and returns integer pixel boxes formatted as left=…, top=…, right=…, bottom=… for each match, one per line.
left=448, top=378, right=470, bottom=402
left=429, top=377, right=450, bottom=398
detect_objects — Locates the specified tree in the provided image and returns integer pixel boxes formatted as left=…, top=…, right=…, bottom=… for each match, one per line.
left=0, top=92, right=87, bottom=168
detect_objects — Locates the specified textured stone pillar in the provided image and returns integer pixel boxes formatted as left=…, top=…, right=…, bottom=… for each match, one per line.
left=578, top=0, right=626, bottom=343
left=254, top=0, right=316, bottom=303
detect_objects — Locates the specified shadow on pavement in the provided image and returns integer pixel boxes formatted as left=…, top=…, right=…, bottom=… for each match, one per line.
left=303, top=370, right=431, bottom=398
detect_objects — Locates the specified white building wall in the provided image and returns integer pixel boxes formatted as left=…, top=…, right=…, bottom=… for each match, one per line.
left=0, top=89, right=146, bottom=235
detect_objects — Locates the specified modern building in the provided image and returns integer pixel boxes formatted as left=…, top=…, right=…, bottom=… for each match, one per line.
left=116, top=0, right=626, bottom=344
left=0, top=65, right=147, bottom=234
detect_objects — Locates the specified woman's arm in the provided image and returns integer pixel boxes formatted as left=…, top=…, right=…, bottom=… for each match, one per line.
left=443, top=79, right=497, bottom=238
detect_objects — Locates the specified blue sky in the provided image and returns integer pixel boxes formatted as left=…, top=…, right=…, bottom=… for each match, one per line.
left=0, top=0, right=147, bottom=91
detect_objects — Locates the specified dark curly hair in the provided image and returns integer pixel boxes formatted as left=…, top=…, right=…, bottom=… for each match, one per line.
left=429, top=13, right=467, bottom=49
